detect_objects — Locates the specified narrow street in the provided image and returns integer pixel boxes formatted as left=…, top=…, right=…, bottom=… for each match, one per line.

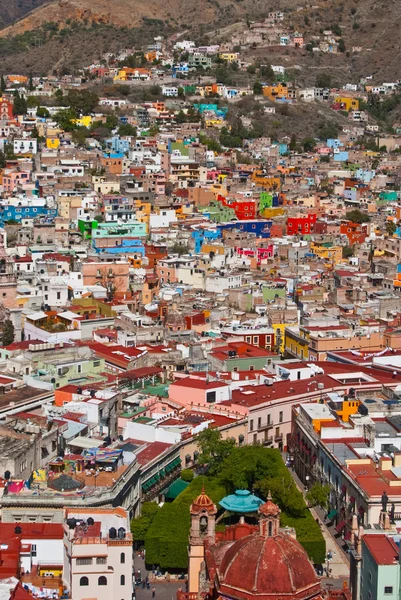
left=133, top=553, right=184, bottom=600
left=288, top=467, right=350, bottom=583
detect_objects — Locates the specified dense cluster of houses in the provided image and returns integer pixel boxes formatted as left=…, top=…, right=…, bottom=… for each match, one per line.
left=0, top=11, right=401, bottom=600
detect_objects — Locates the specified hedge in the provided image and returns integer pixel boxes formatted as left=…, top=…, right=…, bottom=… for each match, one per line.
left=280, top=511, right=326, bottom=564
left=145, top=476, right=225, bottom=570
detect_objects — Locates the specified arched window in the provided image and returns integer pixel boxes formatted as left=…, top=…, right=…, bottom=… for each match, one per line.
left=120, top=552, right=125, bottom=564
left=98, top=576, right=107, bottom=586
left=80, top=577, right=89, bottom=587
left=121, top=575, right=125, bottom=585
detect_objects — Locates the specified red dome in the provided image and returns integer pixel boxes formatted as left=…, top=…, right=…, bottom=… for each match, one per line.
left=217, top=532, right=320, bottom=600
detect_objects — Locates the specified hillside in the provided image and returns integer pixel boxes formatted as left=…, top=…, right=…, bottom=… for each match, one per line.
left=0, top=0, right=48, bottom=28
left=0, top=0, right=399, bottom=82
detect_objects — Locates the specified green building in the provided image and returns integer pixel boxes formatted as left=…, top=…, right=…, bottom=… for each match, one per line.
left=357, top=534, right=400, bottom=600
left=200, top=200, right=236, bottom=223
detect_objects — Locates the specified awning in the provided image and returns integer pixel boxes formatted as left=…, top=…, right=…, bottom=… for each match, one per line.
left=165, top=478, right=189, bottom=500
left=327, top=508, right=337, bottom=520
left=68, top=437, right=103, bottom=450
left=335, top=520, right=346, bottom=533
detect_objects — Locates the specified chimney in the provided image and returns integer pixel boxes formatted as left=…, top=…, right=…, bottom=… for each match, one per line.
left=394, top=452, right=401, bottom=468
left=379, top=456, right=392, bottom=471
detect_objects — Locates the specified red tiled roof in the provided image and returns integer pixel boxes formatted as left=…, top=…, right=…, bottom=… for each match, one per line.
left=170, top=377, right=229, bottom=390
left=0, top=522, right=64, bottom=540
left=135, top=442, right=172, bottom=465
left=363, top=534, right=399, bottom=565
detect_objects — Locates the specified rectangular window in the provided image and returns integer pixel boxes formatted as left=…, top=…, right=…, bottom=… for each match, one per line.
left=96, top=557, right=107, bottom=565
left=206, top=391, right=216, bottom=403
left=250, top=420, right=254, bottom=432
left=253, top=336, right=258, bottom=344
left=267, top=414, right=271, bottom=425
left=93, top=361, right=100, bottom=367
left=384, top=588, right=393, bottom=595
left=279, top=411, right=283, bottom=423
left=258, top=417, right=261, bottom=428
left=77, top=558, right=93, bottom=566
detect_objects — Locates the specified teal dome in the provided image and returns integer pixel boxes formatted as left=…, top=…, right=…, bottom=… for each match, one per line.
left=219, top=489, right=264, bottom=514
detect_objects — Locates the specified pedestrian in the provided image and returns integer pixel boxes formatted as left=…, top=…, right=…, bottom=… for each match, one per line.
left=152, top=565, right=155, bottom=574
left=145, top=576, right=149, bottom=585
left=137, top=569, right=141, bottom=579
left=142, top=581, right=145, bottom=589
left=152, top=587, right=156, bottom=598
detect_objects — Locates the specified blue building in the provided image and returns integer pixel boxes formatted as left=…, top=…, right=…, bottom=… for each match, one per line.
left=191, top=228, right=221, bottom=253
left=105, top=136, right=131, bottom=155
left=327, top=138, right=341, bottom=148
left=93, top=238, right=145, bottom=255
left=217, top=220, right=272, bottom=239
left=0, top=204, right=57, bottom=226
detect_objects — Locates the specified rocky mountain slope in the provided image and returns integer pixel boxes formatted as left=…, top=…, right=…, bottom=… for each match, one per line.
left=0, top=0, right=399, bottom=82
left=0, top=0, right=48, bottom=28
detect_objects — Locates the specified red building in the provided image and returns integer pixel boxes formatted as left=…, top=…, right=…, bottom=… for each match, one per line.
left=287, top=214, right=317, bottom=235
left=217, top=194, right=257, bottom=220
left=340, top=220, right=369, bottom=245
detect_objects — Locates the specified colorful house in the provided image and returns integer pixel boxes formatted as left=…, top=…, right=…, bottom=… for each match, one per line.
left=287, top=214, right=317, bottom=235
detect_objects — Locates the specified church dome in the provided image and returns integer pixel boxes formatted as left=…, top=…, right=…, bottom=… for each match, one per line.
left=217, top=531, right=319, bottom=599
left=191, top=487, right=216, bottom=514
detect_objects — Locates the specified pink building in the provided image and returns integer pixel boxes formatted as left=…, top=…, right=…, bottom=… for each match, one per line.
left=169, top=377, right=231, bottom=408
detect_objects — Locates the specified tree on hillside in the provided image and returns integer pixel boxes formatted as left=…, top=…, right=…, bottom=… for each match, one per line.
left=2, top=320, right=15, bottom=346
left=386, top=221, right=397, bottom=236
left=345, top=209, right=370, bottom=223
left=13, top=92, right=27, bottom=116
left=66, top=89, right=99, bottom=114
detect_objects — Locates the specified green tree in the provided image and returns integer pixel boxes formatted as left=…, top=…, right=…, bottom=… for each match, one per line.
left=260, top=63, right=275, bottom=80
left=180, top=469, right=194, bottom=483
left=253, top=80, right=263, bottom=95
left=28, top=71, right=34, bottom=92
left=342, top=245, right=354, bottom=258
left=289, top=134, right=297, bottom=151
left=72, top=127, right=89, bottom=146
left=302, top=137, right=316, bottom=152
left=118, top=123, right=137, bottom=136
left=54, top=108, right=77, bottom=132
left=196, top=428, right=235, bottom=474
left=338, top=38, right=346, bottom=52
left=13, top=92, right=27, bottom=116
left=66, top=89, right=99, bottom=114
left=315, top=73, right=332, bottom=89
left=36, top=106, right=50, bottom=118
left=177, top=87, right=184, bottom=97
left=306, top=483, right=330, bottom=510
left=386, top=221, right=397, bottom=236
left=2, top=320, right=15, bottom=346
left=131, top=502, right=159, bottom=543
left=345, top=209, right=370, bottom=223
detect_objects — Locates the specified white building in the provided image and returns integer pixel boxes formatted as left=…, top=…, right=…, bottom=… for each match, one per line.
left=161, top=86, right=179, bottom=97
left=63, top=507, right=133, bottom=600
left=13, top=138, right=38, bottom=155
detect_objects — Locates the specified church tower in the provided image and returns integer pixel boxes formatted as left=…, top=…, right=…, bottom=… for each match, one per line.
left=188, top=488, right=217, bottom=594
left=258, top=495, right=281, bottom=537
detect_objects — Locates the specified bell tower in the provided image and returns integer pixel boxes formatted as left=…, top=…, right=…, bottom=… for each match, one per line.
left=258, top=495, right=281, bottom=537
left=188, top=488, right=217, bottom=594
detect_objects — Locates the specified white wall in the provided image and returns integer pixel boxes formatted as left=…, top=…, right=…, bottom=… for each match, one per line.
left=123, top=421, right=181, bottom=444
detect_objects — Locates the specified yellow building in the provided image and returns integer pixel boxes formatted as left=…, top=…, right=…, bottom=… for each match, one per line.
left=251, top=170, right=281, bottom=190
left=72, top=115, right=92, bottom=128
left=46, top=137, right=60, bottom=149
left=334, top=97, right=359, bottom=111
left=261, top=207, right=286, bottom=219
left=310, top=243, right=343, bottom=264
left=205, top=118, right=224, bottom=128
left=284, top=326, right=310, bottom=360
left=219, top=53, right=239, bottom=63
